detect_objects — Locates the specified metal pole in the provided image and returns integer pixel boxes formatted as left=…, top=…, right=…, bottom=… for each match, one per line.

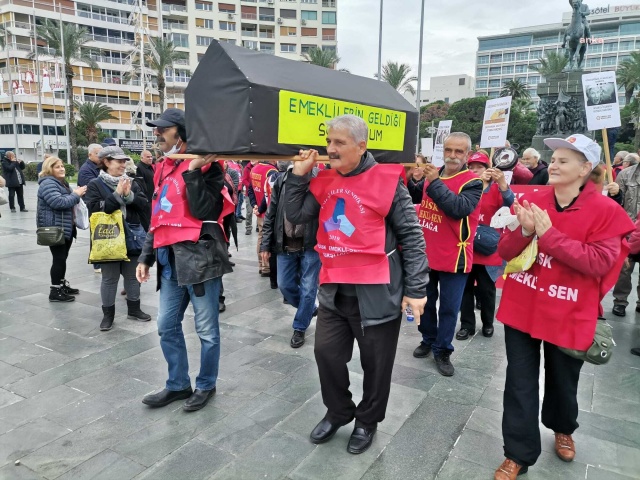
left=139, top=0, right=146, bottom=150
left=58, top=4, right=71, bottom=163
left=4, top=29, right=20, bottom=152
left=415, top=0, right=425, bottom=153
left=376, top=0, right=383, bottom=80
left=32, top=2, right=45, bottom=158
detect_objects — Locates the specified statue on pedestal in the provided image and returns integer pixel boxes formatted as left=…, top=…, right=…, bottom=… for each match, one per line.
left=562, top=0, right=591, bottom=71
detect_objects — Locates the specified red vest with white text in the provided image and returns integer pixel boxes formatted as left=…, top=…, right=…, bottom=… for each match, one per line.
left=497, top=182, right=634, bottom=350
left=251, top=163, right=277, bottom=218
left=310, top=164, right=403, bottom=285
left=150, top=158, right=233, bottom=248
left=474, top=182, right=507, bottom=267
left=418, top=170, right=481, bottom=273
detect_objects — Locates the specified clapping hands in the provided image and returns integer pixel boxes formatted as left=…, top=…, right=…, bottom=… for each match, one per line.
left=513, top=199, right=552, bottom=237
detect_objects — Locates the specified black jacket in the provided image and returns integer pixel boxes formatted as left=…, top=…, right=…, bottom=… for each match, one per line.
left=138, top=161, right=232, bottom=289
left=284, top=152, right=429, bottom=328
left=528, top=161, right=549, bottom=185
left=260, top=169, right=318, bottom=254
left=85, top=176, right=148, bottom=227
left=407, top=177, right=425, bottom=204
left=1, top=157, right=26, bottom=188
left=136, top=161, right=155, bottom=199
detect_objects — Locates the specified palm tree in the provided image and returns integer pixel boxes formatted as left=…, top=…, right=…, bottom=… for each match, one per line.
left=529, top=51, right=569, bottom=77
left=75, top=102, right=116, bottom=144
left=35, top=20, right=97, bottom=166
left=512, top=98, right=534, bottom=115
left=375, top=61, right=417, bottom=95
left=618, top=52, right=640, bottom=105
left=142, top=37, right=188, bottom=112
left=302, top=47, right=340, bottom=68
left=0, top=25, right=6, bottom=49
left=500, top=79, right=531, bottom=100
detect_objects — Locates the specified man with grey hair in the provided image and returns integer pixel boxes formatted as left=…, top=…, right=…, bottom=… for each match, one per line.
left=285, top=114, right=428, bottom=454
left=78, top=143, right=103, bottom=188
left=612, top=150, right=629, bottom=180
left=521, top=147, right=549, bottom=185
left=622, top=153, right=639, bottom=169
left=413, top=132, right=483, bottom=377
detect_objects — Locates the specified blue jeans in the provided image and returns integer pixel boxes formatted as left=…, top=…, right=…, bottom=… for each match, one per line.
left=236, top=191, right=244, bottom=217
left=157, top=269, right=222, bottom=391
left=418, top=270, right=468, bottom=357
left=277, top=249, right=321, bottom=332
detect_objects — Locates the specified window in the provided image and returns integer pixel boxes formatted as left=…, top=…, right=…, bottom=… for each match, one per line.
left=195, top=1, right=212, bottom=10
left=603, top=42, right=618, bottom=52
left=478, top=35, right=531, bottom=51
left=490, top=54, right=502, bottom=63
left=477, top=55, right=489, bottom=64
left=280, top=26, right=297, bottom=36
left=502, top=52, right=515, bottom=62
left=515, top=64, right=528, bottom=73
left=242, top=40, right=258, bottom=49
left=532, top=34, right=559, bottom=45
left=280, top=8, right=296, bottom=19
left=516, top=51, right=528, bottom=61
left=219, top=21, right=236, bottom=31
left=459, top=77, right=465, bottom=86
left=301, top=27, right=317, bottom=37
left=489, top=67, right=501, bottom=75
left=301, top=10, right=317, bottom=21
left=170, top=33, right=189, bottom=48
left=476, top=67, right=488, bottom=76
left=281, top=43, right=296, bottom=53
left=619, top=40, right=633, bottom=50
left=259, top=7, right=275, bottom=21
left=196, top=35, right=213, bottom=46
left=502, top=65, right=514, bottom=74
left=602, top=56, right=617, bottom=66
left=589, top=44, right=603, bottom=53
left=196, top=18, right=214, bottom=29
left=322, top=45, right=336, bottom=52
left=530, top=49, right=542, bottom=59
left=528, top=76, right=541, bottom=85
left=218, top=2, right=235, bottom=13
left=489, top=79, right=500, bottom=88
left=197, top=53, right=205, bottom=62
left=620, top=22, right=640, bottom=35
left=476, top=80, right=488, bottom=89
left=322, top=11, right=336, bottom=24
left=322, top=28, right=335, bottom=40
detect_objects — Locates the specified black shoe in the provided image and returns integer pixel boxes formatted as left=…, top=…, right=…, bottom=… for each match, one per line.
left=310, top=417, right=351, bottom=444
left=142, top=387, right=193, bottom=408
left=245, top=231, right=252, bottom=235
left=612, top=305, right=626, bottom=317
left=631, top=347, right=640, bottom=356
left=413, top=342, right=432, bottom=358
left=291, top=330, right=305, bottom=348
left=482, top=326, right=494, bottom=337
left=20, top=209, right=28, bottom=212
left=270, top=282, right=278, bottom=289
left=49, top=286, right=75, bottom=303
left=347, top=425, right=377, bottom=454
left=127, top=299, right=151, bottom=322
left=455, top=328, right=474, bottom=340
left=236, top=217, right=243, bottom=223
left=312, top=306, right=318, bottom=317
left=283, top=298, right=289, bottom=304
left=636, top=306, right=640, bottom=313
left=229, top=261, right=236, bottom=267
left=61, top=279, right=79, bottom=296
left=219, top=301, right=226, bottom=313
left=435, top=353, right=454, bottom=376
left=261, top=272, right=271, bottom=278
left=10, top=208, right=16, bottom=213
left=256, top=226, right=259, bottom=232
left=475, top=300, right=481, bottom=310
left=183, top=388, right=216, bottom=412
left=100, top=305, right=116, bottom=331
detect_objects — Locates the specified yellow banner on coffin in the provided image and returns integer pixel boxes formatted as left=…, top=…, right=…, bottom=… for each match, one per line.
left=278, top=90, right=406, bottom=151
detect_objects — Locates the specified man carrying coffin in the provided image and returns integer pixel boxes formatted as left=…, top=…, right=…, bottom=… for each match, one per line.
left=285, top=114, right=429, bottom=454
left=413, top=132, right=483, bottom=377
left=248, top=160, right=278, bottom=277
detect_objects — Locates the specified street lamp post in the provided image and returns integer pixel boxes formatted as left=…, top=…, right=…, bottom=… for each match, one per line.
left=377, top=0, right=383, bottom=81
left=415, top=0, right=426, bottom=153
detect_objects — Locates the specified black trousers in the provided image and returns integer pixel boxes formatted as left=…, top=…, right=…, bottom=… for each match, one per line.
left=460, top=264, right=496, bottom=331
left=8, top=186, right=25, bottom=210
left=314, top=293, right=402, bottom=428
left=49, top=238, right=73, bottom=285
left=502, top=325, right=584, bottom=467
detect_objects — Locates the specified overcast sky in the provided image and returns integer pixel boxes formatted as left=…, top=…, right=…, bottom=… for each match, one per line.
left=337, top=0, right=573, bottom=87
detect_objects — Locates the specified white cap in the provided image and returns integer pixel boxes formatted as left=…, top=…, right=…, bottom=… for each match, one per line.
left=543, top=134, right=602, bottom=170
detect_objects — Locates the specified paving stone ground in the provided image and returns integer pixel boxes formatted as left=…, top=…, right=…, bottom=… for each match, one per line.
left=0, top=184, right=639, bottom=480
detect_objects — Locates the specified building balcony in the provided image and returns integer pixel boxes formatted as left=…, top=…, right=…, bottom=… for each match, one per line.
left=241, top=30, right=257, bottom=37
left=88, top=34, right=136, bottom=46
left=259, top=31, right=274, bottom=38
left=241, top=13, right=257, bottom=20
left=77, top=11, right=130, bottom=25
left=162, top=4, right=188, bottom=14
left=322, top=0, right=336, bottom=7
left=163, top=22, right=188, bottom=31
left=322, top=35, right=336, bottom=41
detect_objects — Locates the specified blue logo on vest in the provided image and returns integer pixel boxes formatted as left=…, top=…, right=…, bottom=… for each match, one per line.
left=324, top=197, right=355, bottom=237
left=153, top=185, right=173, bottom=215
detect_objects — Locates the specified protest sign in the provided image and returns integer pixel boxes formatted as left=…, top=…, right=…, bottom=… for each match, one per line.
left=582, top=71, right=621, bottom=131
left=480, top=96, right=512, bottom=148
left=432, top=120, right=452, bottom=167
left=421, top=137, right=433, bottom=157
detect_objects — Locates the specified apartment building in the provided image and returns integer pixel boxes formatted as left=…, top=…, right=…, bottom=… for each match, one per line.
left=0, top=0, right=338, bottom=160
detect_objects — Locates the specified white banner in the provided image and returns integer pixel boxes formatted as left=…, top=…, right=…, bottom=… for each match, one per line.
left=421, top=137, right=434, bottom=157
left=480, top=96, right=512, bottom=148
left=432, top=120, right=452, bottom=167
left=582, top=71, right=621, bottom=131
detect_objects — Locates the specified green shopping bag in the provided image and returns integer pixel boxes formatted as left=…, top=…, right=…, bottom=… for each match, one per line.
left=89, top=210, right=129, bottom=263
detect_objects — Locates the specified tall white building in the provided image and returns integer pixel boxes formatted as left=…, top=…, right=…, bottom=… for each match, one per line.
left=0, top=0, right=338, bottom=161
left=404, top=74, right=475, bottom=108
left=475, top=3, right=640, bottom=106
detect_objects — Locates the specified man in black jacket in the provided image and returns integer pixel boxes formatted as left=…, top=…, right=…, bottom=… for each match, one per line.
left=1, top=151, right=28, bottom=212
left=137, top=150, right=155, bottom=198
left=521, top=147, right=549, bottom=185
left=136, top=108, right=232, bottom=413
left=285, top=114, right=428, bottom=455
left=260, top=164, right=320, bottom=348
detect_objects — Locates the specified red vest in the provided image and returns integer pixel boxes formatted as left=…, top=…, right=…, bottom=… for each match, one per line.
left=251, top=163, right=277, bottom=218
left=150, top=158, right=233, bottom=248
left=497, top=182, right=634, bottom=350
left=474, top=182, right=508, bottom=267
left=310, top=164, right=403, bottom=285
left=418, top=170, right=481, bottom=273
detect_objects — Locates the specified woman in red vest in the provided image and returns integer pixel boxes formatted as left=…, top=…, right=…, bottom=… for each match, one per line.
left=493, top=134, right=634, bottom=480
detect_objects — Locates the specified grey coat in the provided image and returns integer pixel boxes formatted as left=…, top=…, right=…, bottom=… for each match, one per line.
left=36, top=177, right=81, bottom=240
left=284, top=152, right=429, bottom=328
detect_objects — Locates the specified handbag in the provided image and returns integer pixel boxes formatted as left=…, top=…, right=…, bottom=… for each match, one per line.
left=74, top=199, right=90, bottom=230
left=37, top=211, right=65, bottom=246
left=89, top=210, right=129, bottom=263
left=473, top=224, right=500, bottom=256
left=503, top=236, right=538, bottom=277
left=124, top=222, right=146, bottom=256
left=558, top=317, right=614, bottom=365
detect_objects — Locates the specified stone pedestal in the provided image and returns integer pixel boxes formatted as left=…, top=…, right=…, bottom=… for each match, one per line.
left=533, top=71, right=591, bottom=163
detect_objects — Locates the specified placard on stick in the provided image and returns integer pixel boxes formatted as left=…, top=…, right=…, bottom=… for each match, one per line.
left=581, top=71, right=621, bottom=131
left=480, top=96, right=512, bottom=148
left=432, top=120, right=452, bottom=167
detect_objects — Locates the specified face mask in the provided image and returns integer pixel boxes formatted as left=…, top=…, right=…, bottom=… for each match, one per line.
left=163, top=140, right=182, bottom=156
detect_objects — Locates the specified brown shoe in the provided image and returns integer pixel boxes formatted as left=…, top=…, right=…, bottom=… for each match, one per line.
left=494, top=458, right=528, bottom=480
left=554, top=433, right=575, bottom=462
